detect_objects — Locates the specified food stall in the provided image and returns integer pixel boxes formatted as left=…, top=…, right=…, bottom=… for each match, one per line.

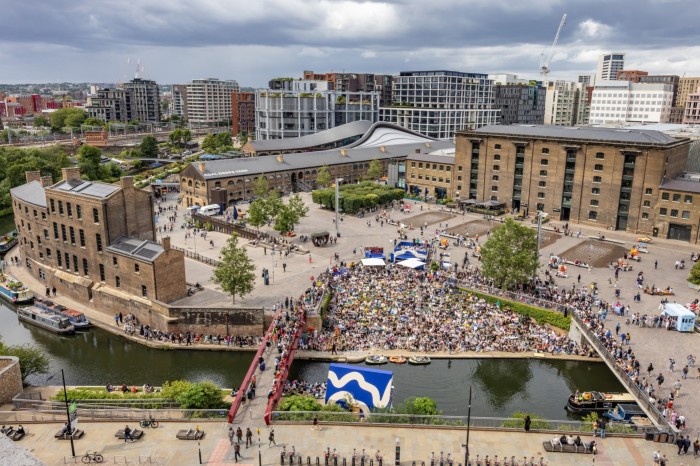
left=662, top=303, right=696, bottom=332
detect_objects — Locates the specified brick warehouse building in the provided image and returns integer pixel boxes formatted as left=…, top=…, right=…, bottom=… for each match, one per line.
left=454, top=125, right=692, bottom=238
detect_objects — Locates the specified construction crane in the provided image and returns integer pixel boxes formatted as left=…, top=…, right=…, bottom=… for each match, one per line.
left=539, top=14, right=567, bottom=79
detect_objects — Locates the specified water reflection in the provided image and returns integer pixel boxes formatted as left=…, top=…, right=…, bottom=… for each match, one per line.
left=472, top=359, right=532, bottom=410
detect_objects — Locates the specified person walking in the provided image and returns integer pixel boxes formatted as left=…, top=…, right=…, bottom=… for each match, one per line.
left=524, top=415, right=531, bottom=433
left=693, top=439, right=700, bottom=458
left=598, top=418, right=606, bottom=439
left=673, top=380, right=682, bottom=397
left=312, top=415, right=320, bottom=431
left=655, top=260, right=658, bottom=269
left=268, top=428, right=276, bottom=447
left=234, top=442, right=242, bottom=462
left=245, top=427, right=253, bottom=448
left=228, top=427, right=235, bottom=445
left=236, top=426, right=243, bottom=444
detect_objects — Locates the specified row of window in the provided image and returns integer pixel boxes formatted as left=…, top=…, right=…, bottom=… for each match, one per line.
left=410, top=174, right=450, bottom=183
left=660, top=209, right=692, bottom=219
left=48, top=199, right=100, bottom=223
left=661, top=193, right=693, bottom=203
left=410, top=162, right=453, bottom=172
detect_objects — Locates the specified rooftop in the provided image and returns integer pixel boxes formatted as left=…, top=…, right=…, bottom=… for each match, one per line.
left=468, top=125, right=683, bottom=146
left=9, top=181, right=47, bottom=207
left=249, top=120, right=373, bottom=152
left=106, top=237, right=165, bottom=263
left=48, top=179, right=120, bottom=199
left=660, top=178, right=700, bottom=194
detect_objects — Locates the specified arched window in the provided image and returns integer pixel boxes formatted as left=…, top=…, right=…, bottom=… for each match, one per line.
left=195, top=182, right=200, bottom=189
left=214, top=181, right=221, bottom=188
left=187, top=180, right=193, bottom=187
left=228, top=180, right=235, bottom=185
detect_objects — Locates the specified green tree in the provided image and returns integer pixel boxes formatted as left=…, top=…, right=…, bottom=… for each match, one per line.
left=140, top=135, right=159, bottom=159
left=169, top=128, right=191, bottom=147
left=176, top=381, right=226, bottom=409
left=202, top=132, right=233, bottom=154
left=237, top=131, right=249, bottom=147
left=77, top=145, right=103, bottom=180
left=33, top=116, right=49, bottom=128
left=274, top=194, right=308, bottom=233
left=253, top=176, right=270, bottom=199
left=246, top=198, right=269, bottom=231
left=212, top=233, right=256, bottom=303
left=367, top=159, right=383, bottom=180
left=395, top=396, right=440, bottom=415
left=83, top=117, right=105, bottom=128
left=0, top=339, right=50, bottom=385
left=479, top=217, right=539, bottom=290
left=49, top=108, right=86, bottom=131
left=315, top=165, right=332, bottom=188
left=689, top=261, right=700, bottom=285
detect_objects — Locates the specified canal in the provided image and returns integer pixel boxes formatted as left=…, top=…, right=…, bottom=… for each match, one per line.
left=0, top=303, right=624, bottom=419
left=0, top=213, right=15, bottom=236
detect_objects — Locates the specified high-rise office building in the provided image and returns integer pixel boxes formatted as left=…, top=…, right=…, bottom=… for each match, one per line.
left=596, top=53, right=625, bottom=82
left=544, top=80, right=587, bottom=126
left=490, top=75, right=545, bottom=126
left=589, top=81, right=674, bottom=125
left=379, top=71, right=499, bottom=139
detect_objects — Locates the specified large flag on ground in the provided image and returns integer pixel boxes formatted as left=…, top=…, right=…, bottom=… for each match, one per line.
left=325, top=363, right=393, bottom=415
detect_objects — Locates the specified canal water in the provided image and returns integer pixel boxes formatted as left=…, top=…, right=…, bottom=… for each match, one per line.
left=0, top=303, right=624, bottom=419
left=0, top=213, right=15, bottom=236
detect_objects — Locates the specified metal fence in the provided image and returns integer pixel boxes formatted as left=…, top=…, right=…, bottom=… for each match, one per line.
left=170, top=245, right=220, bottom=266
left=191, top=212, right=258, bottom=240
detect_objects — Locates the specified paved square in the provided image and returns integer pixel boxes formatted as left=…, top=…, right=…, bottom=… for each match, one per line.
left=558, top=240, right=628, bottom=268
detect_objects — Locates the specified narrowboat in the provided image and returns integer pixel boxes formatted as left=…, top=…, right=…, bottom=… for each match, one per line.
left=0, top=231, right=18, bottom=257
left=34, top=298, right=91, bottom=329
left=604, top=403, right=646, bottom=422
left=17, top=305, right=75, bottom=334
left=566, top=391, right=636, bottom=414
left=0, top=273, right=34, bottom=304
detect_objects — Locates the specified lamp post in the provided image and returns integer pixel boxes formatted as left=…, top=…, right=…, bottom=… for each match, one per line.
left=47, top=369, right=75, bottom=457
left=463, top=386, right=472, bottom=466
left=335, top=178, right=343, bottom=238
left=257, top=428, right=262, bottom=466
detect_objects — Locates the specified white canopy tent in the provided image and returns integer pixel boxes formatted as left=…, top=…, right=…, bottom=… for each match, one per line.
left=361, top=258, right=386, bottom=267
left=397, top=258, right=426, bottom=269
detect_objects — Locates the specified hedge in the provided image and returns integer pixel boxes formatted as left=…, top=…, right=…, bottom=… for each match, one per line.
left=459, top=288, right=571, bottom=331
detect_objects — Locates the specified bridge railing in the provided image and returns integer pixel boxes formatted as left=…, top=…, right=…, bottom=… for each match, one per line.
left=571, top=313, right=675, bottom=437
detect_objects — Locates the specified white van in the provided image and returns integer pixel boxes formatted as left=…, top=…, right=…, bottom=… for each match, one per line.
left=199, top=204, right=221, bottom=216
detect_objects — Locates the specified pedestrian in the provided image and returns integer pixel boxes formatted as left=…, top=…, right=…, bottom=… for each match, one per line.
left=45, top=287, right=50, bottom=298
left=670, top=358, right=676, bottom=372
left=655, top=260, right=658, bottom=269
left=598, top=418, right=606, bottom=439
left=593, top=419, right=599, bottom=437
left=52, top=286, right=56, bottom=297
left=228, top=427, right=235, bottom=445
left=615, top=322, right=621, bottom=336
left=673, top=379, right=681, bottom=397
left=648, top=363, right=654, bottom=375
left=236, top=426, right=243, bottom=443
left=682, top=365, right=688, bottom=379
left=282, top=263, right=287, bottom=272
left=246, top=427, right=252, bottom=448
left=124, top=425, right=134, bottom=443
left=268, top=428, right=276, bottom=447
left=677, top=436, right=685, bottom=455
left=312, top=415, right=320, bottom=431
left=657, top=373, right=665, bottom=387
left=114, top=313, right=120, bottom=327
left=684, top=436, right=691, bottom=455
left=234, top=442, right=241, bottom=462
left=524, top=415, right=531, bottom=433
left=625, top=332, right=631, bottom=345
left=331, top=343, right=337, bottom=355
left=694, top=439, right=700, bottom=458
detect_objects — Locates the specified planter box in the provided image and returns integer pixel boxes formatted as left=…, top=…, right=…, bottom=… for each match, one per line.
left=687, top=281, right=700, bottom=290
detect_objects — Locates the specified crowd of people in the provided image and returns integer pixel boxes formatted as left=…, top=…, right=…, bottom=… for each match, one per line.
left=282, top=379, right=327, bottom=399
left=302, top=266, right=589, bottom=356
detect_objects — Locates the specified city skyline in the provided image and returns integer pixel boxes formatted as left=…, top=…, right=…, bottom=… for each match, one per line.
left=1, top=0, right=700, bottom=87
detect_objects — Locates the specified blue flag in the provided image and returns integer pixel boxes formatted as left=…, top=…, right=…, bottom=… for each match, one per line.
left=233, top=205, right=239, bottom=220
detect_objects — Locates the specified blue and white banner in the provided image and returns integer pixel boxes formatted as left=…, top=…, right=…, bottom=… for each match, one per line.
left=325, top=364, right=393, bottom=414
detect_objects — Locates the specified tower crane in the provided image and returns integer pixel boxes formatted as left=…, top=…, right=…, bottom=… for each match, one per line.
left=539, top=14, right=567, bottom=79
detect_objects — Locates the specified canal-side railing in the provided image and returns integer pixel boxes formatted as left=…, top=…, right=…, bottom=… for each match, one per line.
left=455, top=281, right=575, bottom=315
left=571, top=313, right=674, bottom=437
left=1, top=407, right=228, bottom=423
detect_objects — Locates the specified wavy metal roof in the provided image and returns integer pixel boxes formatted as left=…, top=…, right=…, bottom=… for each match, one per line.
left=250, top=120, right=373, bottom=152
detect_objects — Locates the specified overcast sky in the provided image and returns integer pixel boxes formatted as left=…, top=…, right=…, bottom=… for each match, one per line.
left=2, top=0, right=699, bottom=87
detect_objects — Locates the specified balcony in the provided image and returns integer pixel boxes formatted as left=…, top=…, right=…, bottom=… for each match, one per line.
left=623, top=162, right=636, bottom=169
left=515, top=163, right=524, bottom=169
left=562, top=199, right=572, bottom=208
left=565, top=168, right=575, bottom=175
left=566, top=157, right=577, bottom=163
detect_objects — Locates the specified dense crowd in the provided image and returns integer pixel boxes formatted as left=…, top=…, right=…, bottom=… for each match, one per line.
left=302, top=267, right=588, bottom=355
left=282, top=379, right=327, bottom=399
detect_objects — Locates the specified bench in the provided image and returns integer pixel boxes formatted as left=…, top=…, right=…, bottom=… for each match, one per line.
left=542, top=441, right=594, bottom=454
left=1, top=428, right=26, bottom=441
left=55, top=429, right=84, bottom=440
left=176, top=429, right=205, bottom=440
left=115, top=429, right=144, bottom=440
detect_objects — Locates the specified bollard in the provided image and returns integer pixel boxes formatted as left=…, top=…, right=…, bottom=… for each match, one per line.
left=352, top=457, right=356, bottom=466
left=370, top=460, right=374, bottom=466
left=317, top=457, right=320, bottom=466
left=335, top=457, right=338, bottom=466
left=343, top=458, right=346, bottom=466
left=299, top=457, right=302, bottom=466
left=361, top=457, right=365, bottom=466
left=307, top=458, right=311, bottom=466
left=395, top=438, right=400, bottom=466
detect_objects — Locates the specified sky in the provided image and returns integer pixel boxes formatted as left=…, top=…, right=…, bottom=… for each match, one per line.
left=2, top=0, right=700, bottom=87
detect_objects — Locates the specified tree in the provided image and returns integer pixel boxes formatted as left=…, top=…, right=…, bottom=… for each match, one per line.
left=212, top=234, right=256, bottom=304
left=274, top=194, right=308, bottom=233
left=246, top=198, right=269, bottom=231
left=237, top=130, right=249, bottom=147
left=77, top=145, right=103, bottom=180
left=367, top=159, right=383, bottom=180
left=479, top=217, right=539, bottom=290
left=176, top=381, right=226, bottom=409
left=202, top=132, right=233, bottom=154
left=49, top=108, right=86, bottom=132
left=140, top=135, right=159, bottom=159
left=315, top=165, right=332, bottom=188
left=83, top=117, right=105, bottom=128
left=0, top=339, right=50, bottom=385
left=688, top=261, right=700, bottom=285
left=253, top=176, right=270, bottom=199
left=33, top=116, right=49, bottom=128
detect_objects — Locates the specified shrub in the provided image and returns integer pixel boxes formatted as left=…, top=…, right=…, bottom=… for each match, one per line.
left=278, top=395, right=321, bottom=412
left=176, top=381, right=227, bottom=409
left=688, top=261, right=700, bottom=285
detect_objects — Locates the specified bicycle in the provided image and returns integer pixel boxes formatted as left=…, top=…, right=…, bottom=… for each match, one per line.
left=139, top=416, right=159, bottom=428
left=81, top=450, right=104, bottom=463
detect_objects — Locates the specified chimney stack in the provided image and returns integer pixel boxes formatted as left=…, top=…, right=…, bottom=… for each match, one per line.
left=40, top=175, right=54, bottom=187
left=198, top=162, right=206, bottom=173
left=25, top=171, right=41, bottom=184
left=61, top=167, right=81, bottom=182
left=161, top=236, right=171, bottom=251
left=120, top=176, right=134, bottom=190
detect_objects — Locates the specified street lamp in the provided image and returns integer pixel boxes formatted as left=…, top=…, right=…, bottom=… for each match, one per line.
left=47, top=369, right=75, bottom=457
left=335, top=178, right=343, bottom=238
left=463, top=386, right=472, bottom=466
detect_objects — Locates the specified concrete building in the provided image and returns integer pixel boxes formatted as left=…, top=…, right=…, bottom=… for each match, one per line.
left=10, top=169, right=187, bottom=323
left=589, top=81, right=674, bottom=125
left=123, top=78, right=160, bottom=123
left=493, top=82, right=546, bottom=126
left=677, top=77, right=700, bottom=108
left=86, top=88, right=132, bottom=123
left=185, top=78, right=240, bottom=125
left=683, top=87, right=700, bottom=125
left=379, top=70, right=500, bottom=139
left=302, top=71, right=392, bottom=105
left=544, top=80, right=587, bottom=126
left=172, top=84, right=188, bottom=121
left=255, top=80, right=379, bottom=140
left=231, top=92, right=255, bottom=138
left=454, top=125, right=690, bottom=236
left=639, top=75, right=680, bottom=106
left=597, top=53, right=625, bottom=82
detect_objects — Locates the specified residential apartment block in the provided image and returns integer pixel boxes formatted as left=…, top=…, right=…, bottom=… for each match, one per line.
left=678, top=77, right=700, bottom=108
left=683, top=87, right=700, bottom=125
left=86, top=78, right=160, bottom=123
left=122, top=78, right=160, bottom=123
left=589, top=81, right=673, bottom=125
left=597, top=53, right=625, bottom=81
left=185, top=78, right=240, bottom=125
left=493, top=83, right=545, bottom=126
left=379, top=71, right=500, bottom=139
left=231, top=92, right=255, bottom=137
left=544, top=80, right=587, bottom=126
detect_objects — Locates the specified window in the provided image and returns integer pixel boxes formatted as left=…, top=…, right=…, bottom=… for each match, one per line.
left=491, top=185, right=498, bottom=192
left=643, top=200, right=651, bottom=207
left=32, top=209, right=37, bottom=219
left=495, top=144, right=501, bottom=149
left=141, top=285, right=148, bottom=298
left=57, top=249, right=62, bottom=267
left=417, top=175, right=423, bottom=180
left=116, top=276, right=121, bottom=288
left=457, top=166, right=462, bottom=171
left=457, top=176, right=462, bottom=181
left=595, top=152, right=605, bottom=159
left=67, top=203, right=72, bottom=217
left=592, top=187, right=600, bottom=195
left=64, top=253, right=70, bottom=271
left=58, top=201, right=64, bottom=215
left=41, top=212, right=46, bottom=220
left=493, top=154, right=501, bottom=160
left=536, top=203, right=544, bottom=211
left=76, top=205, right=82, bottom=220
left=99, top=264, right=105, bottom=282
left=642, top=212, right=649, bottom=220
left=96, top=234, right=102, bottom=253
left=659, top=208, right=667, bottom=216
left=537, top=192, right=545, bottom=199
left=492, top=175, right=499, bottom=181
left=410, top=174, right=416, bottom=179
left=538, top=181, right=546, bottom=187
left=50, top=199, right=55, bottom=213
left=672, top=194, right=681, bottom=202
left=112, top=256, right=118, bottom=266
left=418, top=163, right=423, bottom=169
left=540, top=170, right=547, bottom=177
left=682, top=210, right=691, bottom=220
left=685, top=195, right=693, bottom=203
left=83, top=258, right=88, bottom=276
left=432, top=176, right=436, bottom=182
left=93, top=207, right=99, bottom=223
left=432, top=164, right=437, bottom=170
left=46, top=248, right=52, bottom=259
left=61, top=224, right=67, bottom=242
left=661, top=193, right=669, bottom=200
left=44, top=229, right=49, bottom=240
left=411, top=162, right=416, bottom=168
left=590, top=199, right=599, bottom=207
left=671, top=209, right=679, bottom=217
left=540, top=159, right=548, bottom=166
left=53, top=222, right=59, bottom=239
left=541, top=148, right=549, bottom=154
left=73, top=255, right=78, bottom=272
left=79, top=229, right=85, bottom=247
left=594, top=164, right=604, bottom=171
left=439, top=165, right=444, bottom=171
left=493, top=165, right=500, bottom=171
left=645, top=188, right=653, bottom=195
left=588, top=211, right=598, bottom=220
left=446, top=166, right=451, bottom=172
left=593, top=176, right=602, bottom=183
left=69, top=227, right=75, bottom=245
